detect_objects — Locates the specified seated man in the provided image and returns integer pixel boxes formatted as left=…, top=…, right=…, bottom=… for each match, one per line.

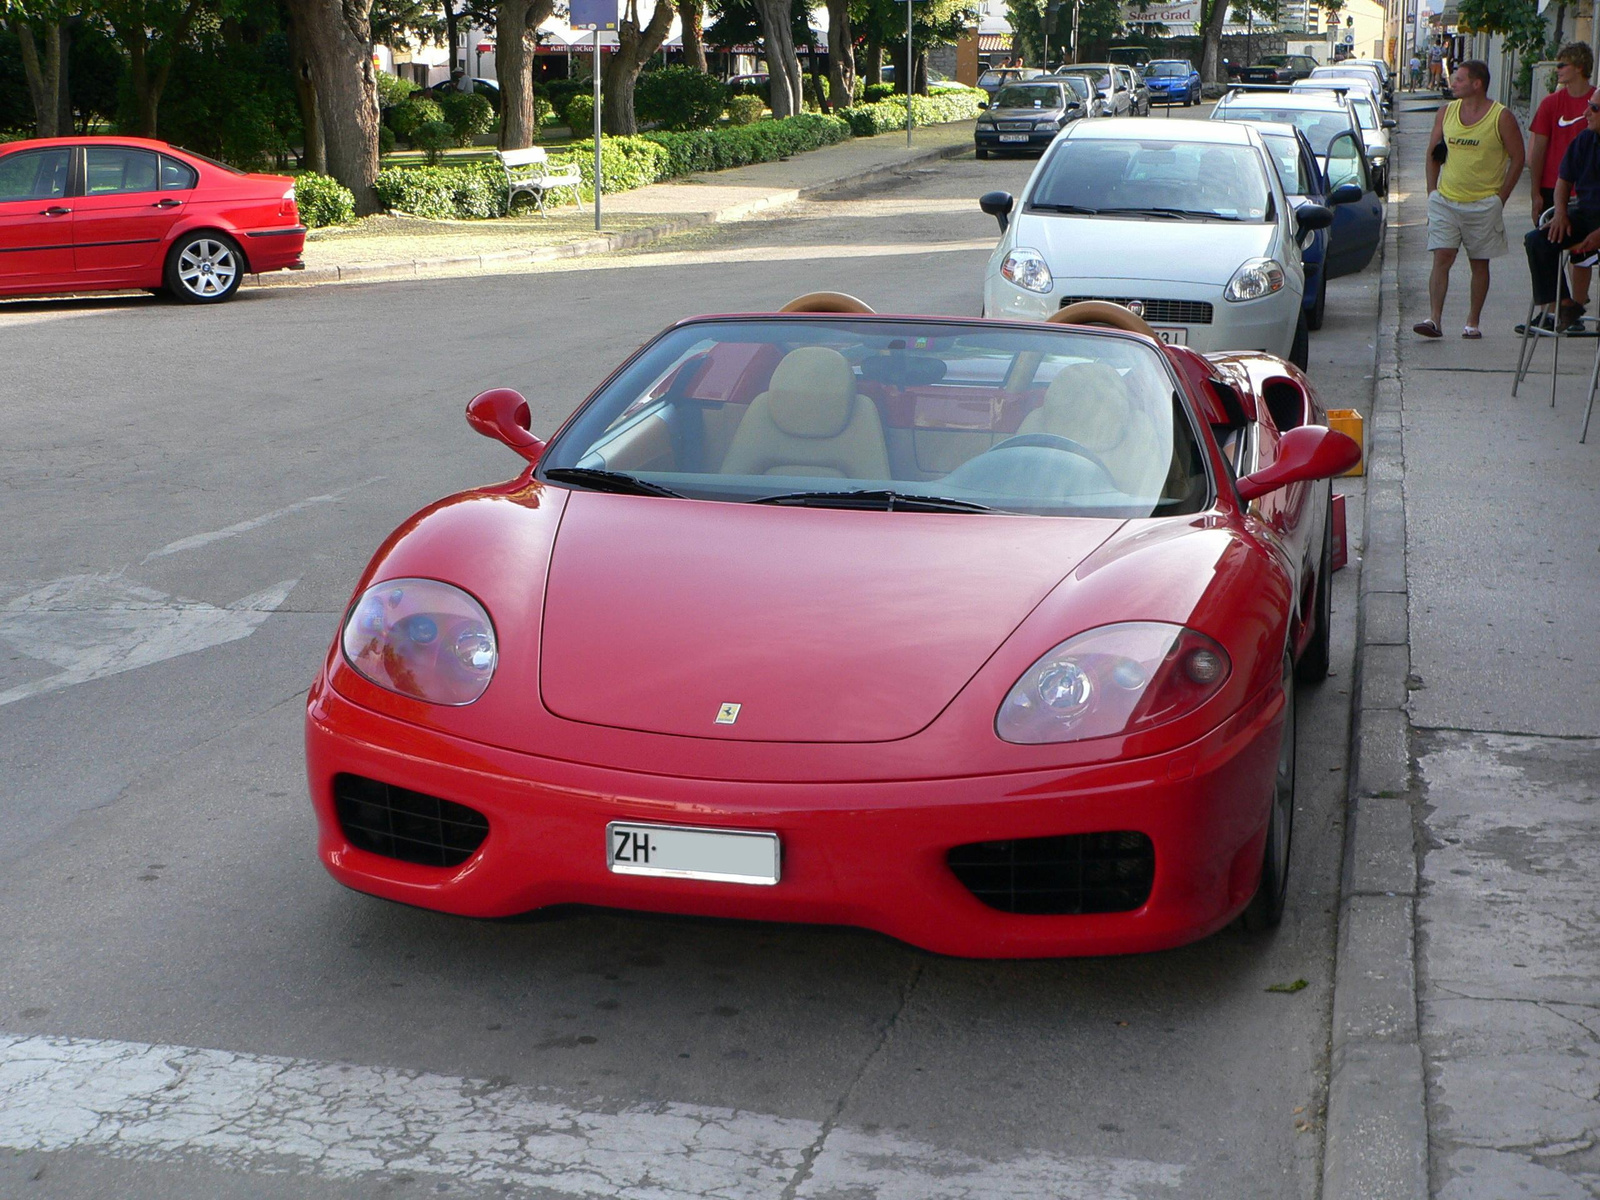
left=1525, top=92, right=1600, bottom=331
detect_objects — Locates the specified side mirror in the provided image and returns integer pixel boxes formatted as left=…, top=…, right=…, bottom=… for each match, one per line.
left=1237, top=424, right=1361, bottom=501
left=1294, top=201, right=1334, bottom=232
left=1382, top=117, right=1397, bottom=128
left=1328, top=181, right=1363, bottom=205
left=978, top=100, right=989, bottom=109
left=980, top=190, right=1015, bottom=232
left=467, top=387, right=545, bottom=463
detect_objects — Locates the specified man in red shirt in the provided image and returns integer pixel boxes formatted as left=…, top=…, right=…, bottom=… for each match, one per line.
left=1527, top=42, right=1596, bottom=330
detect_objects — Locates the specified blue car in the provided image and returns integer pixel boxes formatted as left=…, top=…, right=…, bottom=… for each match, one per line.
left=1142, top=59, right=1201, bottom=106
left=1252, top=123, right=1384, bottom=330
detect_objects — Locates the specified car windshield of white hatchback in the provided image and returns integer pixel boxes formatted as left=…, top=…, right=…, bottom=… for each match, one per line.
left=1219, top=105, right=1352, bottom=156
left=537, top=319, right=1210, bottom=518
left=1029, top=138, right=1270, bottom=221
left=995, top=84, right=1063, bottom=109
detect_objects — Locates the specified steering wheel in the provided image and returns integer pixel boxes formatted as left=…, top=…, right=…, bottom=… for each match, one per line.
left=985, top=432, right=1113, bottom=479
left=1050, top=300, right=1161, bottom=341
left=779, top=291, right=877, bottom=314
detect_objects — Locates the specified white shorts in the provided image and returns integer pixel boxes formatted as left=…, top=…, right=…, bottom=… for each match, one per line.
left=1427, top=191, right=1508, bottom=259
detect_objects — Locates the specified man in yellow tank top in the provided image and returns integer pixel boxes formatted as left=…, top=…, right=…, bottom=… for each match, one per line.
left=1417, top=60, right=1526, bottom=338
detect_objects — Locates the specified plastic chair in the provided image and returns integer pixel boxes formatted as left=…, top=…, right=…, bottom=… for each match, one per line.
left=1513, top=208, right=1598, bottom=408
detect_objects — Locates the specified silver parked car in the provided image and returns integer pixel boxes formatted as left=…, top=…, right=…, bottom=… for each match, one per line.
left=979, top=119, right=1333, bottom=367
left=1291, top=78, right=1394, bottom=193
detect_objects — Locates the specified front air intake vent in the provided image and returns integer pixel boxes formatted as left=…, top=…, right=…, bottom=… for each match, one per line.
left=947, top=832, right=1154, bottom=914
left=1059, top=296, right=1214, bottom=324
left=333, top=774, right=488, bottom=868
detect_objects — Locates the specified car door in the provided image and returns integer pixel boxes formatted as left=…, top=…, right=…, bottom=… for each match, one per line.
left=0, top=146, right=75, bottom=287
left=1323, top=130, right=1382, bottom=278
left=73, top=145, right=188, bottom=281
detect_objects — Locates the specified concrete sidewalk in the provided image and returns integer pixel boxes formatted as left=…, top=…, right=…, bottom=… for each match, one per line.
left=255, top=122, right=974, bottom=288
left=1331, top=93, right=1600, bottom=1200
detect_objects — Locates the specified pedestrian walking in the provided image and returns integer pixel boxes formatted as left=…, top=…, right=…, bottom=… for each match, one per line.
left=1429, top=41, right=1445, bottom=87
left=1520, top=42, right=1597, bottom=331
left=1523, top=92, right=1600, bottom=330
left=1409, top=54, right=1423, bottom=91
left=1415, top=60, right=1526, bottom=339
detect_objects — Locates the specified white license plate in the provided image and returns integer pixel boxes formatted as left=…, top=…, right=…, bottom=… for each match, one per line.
left=1151, top=326, right=1187, bottom=345
left=998, top=134, right=1030, bottom=143
left=607, top=821, right=780, bottom=886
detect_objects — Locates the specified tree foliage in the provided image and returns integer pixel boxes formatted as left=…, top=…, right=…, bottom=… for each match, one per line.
left=1456, top=0, right=1547, bottom=54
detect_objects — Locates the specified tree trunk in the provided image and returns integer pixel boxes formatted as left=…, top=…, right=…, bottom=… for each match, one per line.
left=602, top=0, right=673, bottom=134
left=285, top=10, right=326, bottom=172
left=677, top=0, right=707, bottom=73
left=283, top=0, right=382, bottom=214
left=444, top=0, right=459, bottom=76
left=115, top=0, right=209, bottom=137
left=498, top=0, right=555, bottom=148
left=1199, top=0, right=1230, bottom=84
left=753, top=0, right=801, bottom=116
left=825, top=0, right=854, bottom=109
left=893, top=38, right=909, bottom=93
left=16, top=22, right=63, bottom=138
left=863, top=31, right=882, bottom=85
left=57, top=19, right=73, bottom=134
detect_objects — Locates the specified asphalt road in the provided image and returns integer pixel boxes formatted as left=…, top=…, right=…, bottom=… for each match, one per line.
left=0, top=126, right=1381, bottom=1200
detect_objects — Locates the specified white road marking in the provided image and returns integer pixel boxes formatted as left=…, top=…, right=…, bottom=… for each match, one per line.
left=0, top=1032, right=1185, bottom=1198
left=0, top=574, right=296, bottom=708
left=570, top=239, right=993, bottom=274
left=142, top=477, right=384, bottom=562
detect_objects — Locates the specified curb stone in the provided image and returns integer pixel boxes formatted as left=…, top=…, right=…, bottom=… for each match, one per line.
left=1320, top=171, right=1428, bottom=1199
left=245, top=139, right=971, bottom=290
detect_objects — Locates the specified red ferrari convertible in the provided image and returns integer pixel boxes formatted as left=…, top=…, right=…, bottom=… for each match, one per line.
left=0, top=136, right=305, bottom=303
left=305, top=296, right=1359, bottom=957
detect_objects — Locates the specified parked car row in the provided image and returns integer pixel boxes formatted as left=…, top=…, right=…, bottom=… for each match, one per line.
left=979, top=103, right=1387, bottom=370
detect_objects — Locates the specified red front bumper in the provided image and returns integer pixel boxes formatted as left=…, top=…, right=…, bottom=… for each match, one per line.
left=304, top=682, right=1283, bottom=959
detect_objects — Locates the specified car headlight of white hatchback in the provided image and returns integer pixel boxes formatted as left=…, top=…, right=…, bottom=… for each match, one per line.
left=1001, top=247, right=1054, bottom=293
left=1225, top=257, right=1287, bottom=302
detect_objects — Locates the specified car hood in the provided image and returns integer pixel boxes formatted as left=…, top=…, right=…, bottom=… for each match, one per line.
left=988, top=105, right=1074, bottom=120
left=538, top=493, right=1122, bottom=742
left=1012, top=211, right=1278, bottom=286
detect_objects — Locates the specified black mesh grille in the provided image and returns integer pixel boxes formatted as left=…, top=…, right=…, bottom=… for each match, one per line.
left=1059, top=296, right=1215, bottom=325
left=333, top=774, right=488, bottom=868
left=947, top=832, right=1155, bottom=915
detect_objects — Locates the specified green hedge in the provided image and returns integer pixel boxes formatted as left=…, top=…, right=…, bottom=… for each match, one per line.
left=295, top=172, right=356, bottom=228
left=636, top=66, right=726, bottom=131
left=835, top=88, right=985, bottom=136
left=726, top=95, right=764, bottom=125
left=373, top=113, right=852, bottom=219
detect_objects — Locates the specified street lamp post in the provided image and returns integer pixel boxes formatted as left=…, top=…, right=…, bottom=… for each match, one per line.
left=907, top=0, right=916, bottom=148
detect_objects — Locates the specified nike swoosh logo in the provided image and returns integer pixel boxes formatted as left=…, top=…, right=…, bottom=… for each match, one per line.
left=1559, top=115, right=1585, bottom=126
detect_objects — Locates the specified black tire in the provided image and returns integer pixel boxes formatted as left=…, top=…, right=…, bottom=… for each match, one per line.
left=1243, top=655, right=1297, bottom=931
left=1307, top=271, right=1327, bottom=331
left=1289, top=309, right=1309, bottom=369
left=1296, top=494, right=1334, bottom=683
left=976, top=146, right=989, bottom=160
left=165, top=231, right=244, bottom=304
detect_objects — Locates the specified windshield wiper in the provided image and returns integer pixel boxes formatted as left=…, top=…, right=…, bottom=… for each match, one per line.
left=1145, top=207, right=1247, bottom=221
left=542, top=467, right=683, bottom=497
left=1030, top=202, right=1101, bottom=214
left=752, top=488, right=992, bottom=513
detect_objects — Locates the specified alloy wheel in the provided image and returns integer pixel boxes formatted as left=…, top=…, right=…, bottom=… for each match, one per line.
left=176, top=239, right=239, bottom=299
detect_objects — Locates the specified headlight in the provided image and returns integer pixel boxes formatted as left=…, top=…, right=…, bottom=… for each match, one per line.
left=996, top=622, right=1231, bottom=744
left=1034, top=118, right=1060, bottom=130
left=977, top=119, right=996, bottom=129
left=1001, top=247, right=1053, bottom=294
left=1225, top=257, right=1286, bottom=302
left=342, top=578, right=498, bottom=705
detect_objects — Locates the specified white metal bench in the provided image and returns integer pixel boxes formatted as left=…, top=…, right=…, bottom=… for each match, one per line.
left=497, top=146, right=583, bottom=216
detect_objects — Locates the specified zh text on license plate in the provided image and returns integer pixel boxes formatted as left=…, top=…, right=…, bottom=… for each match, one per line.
left=607, top=822, right=780, bottom=886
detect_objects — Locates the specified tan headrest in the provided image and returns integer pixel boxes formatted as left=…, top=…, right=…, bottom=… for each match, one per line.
left=764, top=347, right=858, bottom=438
left=1041, top=362, right=1134, bottom=452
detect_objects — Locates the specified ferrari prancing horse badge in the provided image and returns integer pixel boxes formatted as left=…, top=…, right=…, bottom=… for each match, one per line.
left=715, top=702, right=741, bottom=725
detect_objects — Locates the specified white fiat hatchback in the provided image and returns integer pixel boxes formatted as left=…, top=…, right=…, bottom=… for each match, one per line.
left=979, top=119, right=1331, bottom=368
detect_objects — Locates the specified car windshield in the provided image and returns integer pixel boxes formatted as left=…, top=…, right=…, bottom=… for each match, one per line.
left=1030, top=137, right=1271, bottom=221
left=1349, top=96, right=1378, bottom=129
left=1258, top=55, right=1293, bottom=67
left=1062, top=68, right=1112, bottom=89
left=1059, top=76, right=1092, bottom=99
left=538, top=318, right=1210, bottom=518
left=995, top=84, right=1063, bottom=109
left=1260, top=132, right=1312, bottom=194
left=1146, top=62, right=1188, bottom=76
left=1217, top=105, right=1353, bottom=155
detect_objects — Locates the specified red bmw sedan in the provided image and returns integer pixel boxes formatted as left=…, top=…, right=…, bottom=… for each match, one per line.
left=0, top=136, right=305, bottom=303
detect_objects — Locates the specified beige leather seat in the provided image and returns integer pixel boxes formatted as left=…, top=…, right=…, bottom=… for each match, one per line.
left=1018, top=362, right=1168, bottom=497
left=720, top=347, right=890, bottom=479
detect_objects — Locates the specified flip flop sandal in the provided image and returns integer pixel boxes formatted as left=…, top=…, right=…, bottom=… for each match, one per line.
left=1413, top=320, right=1443, bottom=338
left=1463, top=326, right=1483, bottom=339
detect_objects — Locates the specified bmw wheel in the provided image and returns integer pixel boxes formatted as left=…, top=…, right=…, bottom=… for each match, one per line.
left=1243, top=655, right=1297, bottom=931
left=166, top=232, right=244, bottom=304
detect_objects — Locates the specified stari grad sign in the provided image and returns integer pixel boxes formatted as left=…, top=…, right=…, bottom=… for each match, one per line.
left=1124, top=1, right=1200, bottom=22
